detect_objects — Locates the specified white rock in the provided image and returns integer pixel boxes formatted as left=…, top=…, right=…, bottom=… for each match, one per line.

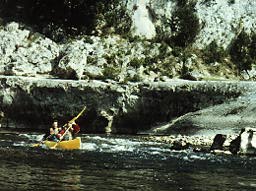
left=240, top=127, right=256, bottom=155
left=130, top=0, right=156, bottom=39
left=57, top=51, right=87, bottom=80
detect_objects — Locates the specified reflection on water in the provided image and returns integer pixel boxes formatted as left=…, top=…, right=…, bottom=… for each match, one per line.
left=0, top=132, right=256, bottom=190
left=0, top=161, right=82, bottom=190
left=1, top=158, right=256, bottom=191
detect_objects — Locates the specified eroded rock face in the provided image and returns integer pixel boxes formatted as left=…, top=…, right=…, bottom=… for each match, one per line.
left=0, top=76, right=140, bottom=133
left=54, top=49, right=86, bottom=80
left=0, top=20, right=246, bottom=82
left=126, top=0, right=256, bottom=48
left=145, top=81, right=256, bottom=135
left=151, top=100, right=256, bottom=135
left=0, top=1, right=255, bottom=135
left=0, top=76, right=253, bottom=134
left=128, top=0, right=157, bottom=39
left=195, top=0, right=256, bottom=49
left=0, top=22, right=59, bottom=77
left=1, top=0, right=255, bottom=49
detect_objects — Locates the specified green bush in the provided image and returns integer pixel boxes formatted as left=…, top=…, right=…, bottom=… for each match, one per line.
left=250, top=33, right=256, bottom=60
left=130, top=58, right=145, bottom=68
left=230, top=30, right=255, bottom=72
left=204, top=41, right=228, bottom=64
left=0, top=0, right=131, bottom=41
left=102, top=1, right=132, bottom=36
left=228, top=0, right=235, bottom=5
left=170, top=1, right=200, bottom=47
left=103, top=65, right=121, bottom=80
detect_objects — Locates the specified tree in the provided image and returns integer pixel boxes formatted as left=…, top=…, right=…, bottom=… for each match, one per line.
left=230, top=30, right=253, bottom=73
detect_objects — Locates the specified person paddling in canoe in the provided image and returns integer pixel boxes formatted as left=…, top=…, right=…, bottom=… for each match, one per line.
left=42, top=120, right=60, bottom=142
left=60, top=121, right=80, bottom=141
left=70, top=121, right=80, bottom=138
left=33, top=106, right=86, bottom=148
left=42, top=120, right=81, bottom=142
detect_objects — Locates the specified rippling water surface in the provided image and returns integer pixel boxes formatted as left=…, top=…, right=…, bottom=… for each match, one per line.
left=0, top=130, right=256, bottom=191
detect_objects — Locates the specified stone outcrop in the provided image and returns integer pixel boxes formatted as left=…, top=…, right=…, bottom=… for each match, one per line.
left=0, top=1, right=256, bottom=136
left=239, top=127, right=256, bottom=155
left=0, top=22, right=59, bottom=77
left=0, top=75, right=255, bottom=134
left=127, top=0, right=256, bottom=49
left=148, top=89, right=256, bottom=135
left=1, top=0, right=256, bottom=49
left=208, top=127, right=256, bottom=155
left=210, top=134, right=227, bottom=151
left=0, top=75, right=140, bottom=133
left=54, top=47, right=86, bottom=80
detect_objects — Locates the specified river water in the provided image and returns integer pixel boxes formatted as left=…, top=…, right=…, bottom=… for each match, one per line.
left=0, top=130, right=256, bottom=191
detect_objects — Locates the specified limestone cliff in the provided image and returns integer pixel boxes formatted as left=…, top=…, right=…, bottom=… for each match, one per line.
left=0, top=0, right=256, bottom=80
left=0, top=75, right=255, bottom=134
left=0, top=0, right=256, bottom=134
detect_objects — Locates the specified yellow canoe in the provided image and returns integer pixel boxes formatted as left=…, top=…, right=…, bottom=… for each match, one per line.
left=44, top=137, right=81, bottom=150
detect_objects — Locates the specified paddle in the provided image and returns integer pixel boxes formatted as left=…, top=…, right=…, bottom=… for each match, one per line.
left=32, top=134, right=50, bottom=147
left=50, top=106, right=86, bottom=149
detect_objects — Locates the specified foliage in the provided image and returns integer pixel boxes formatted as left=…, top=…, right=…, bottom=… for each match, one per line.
left=102, top=3, right=132, bottom=36
left=228, top=0, right=235, bottom=5
left=250, top=33, right=256, bottom=60
left=179, top=48, right=195, bottom=80
left=103, top=65, right=121, bottom=80
left=169, top=0, right=200, bottom=47
left=204, top=41, right=228, bottom=64
left=230, top=30, right=256, bottom=72
left=130, top=58, right=145, bottom=68
left=0, top=0, right=130, bottom=42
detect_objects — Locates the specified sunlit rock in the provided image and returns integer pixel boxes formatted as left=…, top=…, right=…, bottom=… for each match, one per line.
left=55, top=50, right=86, bottom=80
left=129, top=0, right=156, bottom=39
left=0, top=22, right=59, bottom=77
left=239, top=127, right=256, bottom=155
left=195, top=0, right=256, bottom=49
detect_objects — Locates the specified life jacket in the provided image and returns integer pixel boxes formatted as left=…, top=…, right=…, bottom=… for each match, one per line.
left=59, top=129, right=65, bottom=135
left=72, top=124, right=80, bottom=134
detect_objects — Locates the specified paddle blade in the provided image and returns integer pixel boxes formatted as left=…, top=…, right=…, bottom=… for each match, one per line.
left=32, top=143, right=41, bottom=147
left=32, top=141, right=45, bottom=147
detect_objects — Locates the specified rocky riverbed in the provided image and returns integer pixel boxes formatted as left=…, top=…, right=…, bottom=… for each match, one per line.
left=143, top=133, right=240, bottom=152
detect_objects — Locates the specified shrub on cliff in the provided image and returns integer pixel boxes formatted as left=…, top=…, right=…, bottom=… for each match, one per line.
left=103, top=65, right=121, bottom=80
left=101, top=1, right=132, bottom=36
left=204, top=41, right=228, bottom=64
left=250, top=33, right=256, bottom=60
left=0, top=0, right=130, bottom=42
left=170, top=0, right=200, bottom=47
left=230, top=30, right=256, bottom=73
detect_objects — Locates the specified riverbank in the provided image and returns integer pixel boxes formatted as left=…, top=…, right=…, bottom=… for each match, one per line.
left=0, top=20, right=256, bottom=136
left=1, top=75, right=256, bottom=136
left=143, top=134, right=238, bottom=152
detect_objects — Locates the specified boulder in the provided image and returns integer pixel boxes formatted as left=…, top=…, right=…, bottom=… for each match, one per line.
left=83, top=65, right=104, bottom=79
left=239, top=127, right=256, bottom=155
left=229, top=128, right=244, bottom=154
left=172, top=139, right=190, bottom=150
left=55, top=51, right=86, bottom=80
left=0, top=22, right=59, bottom=77
left=149, top=86, right=256, bottom=136
left=210, top=134, right=227, bottom=151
